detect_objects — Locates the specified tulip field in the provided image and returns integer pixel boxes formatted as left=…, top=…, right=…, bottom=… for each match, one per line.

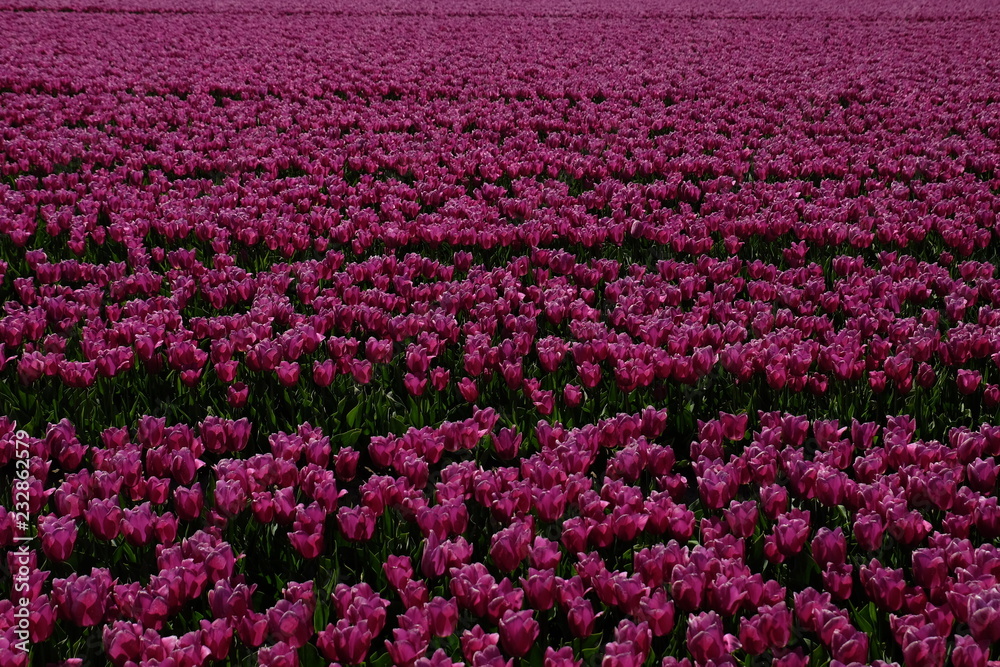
left=4, top=0, right=1000, bottom=665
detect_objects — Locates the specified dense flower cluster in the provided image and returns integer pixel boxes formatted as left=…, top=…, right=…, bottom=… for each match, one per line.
left=2, top=0, right=1000, bottom=664
left=0, top=8, right=999, bottom=417
left=5, top=410, right=1000, bottom=666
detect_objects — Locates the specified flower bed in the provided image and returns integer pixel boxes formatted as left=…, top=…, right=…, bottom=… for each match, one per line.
left=2, top=1, right=1000, bottom=665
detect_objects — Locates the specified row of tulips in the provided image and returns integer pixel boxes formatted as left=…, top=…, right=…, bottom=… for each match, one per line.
left=3, top=244, right=1000, bottom=445
left=1, top=12, right=999, bottom=263
left=1, top=0, right=997, bottom=16
left=4, top=406, right=1000, bottom=665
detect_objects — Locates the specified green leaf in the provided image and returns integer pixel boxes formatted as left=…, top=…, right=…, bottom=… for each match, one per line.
left=346, top=403, right=361, bottom=428
left=338, top=428, right=362, bottom=447
left=853, top=601, right=878, bottom=636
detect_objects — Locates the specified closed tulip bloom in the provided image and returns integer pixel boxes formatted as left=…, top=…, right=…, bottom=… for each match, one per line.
left=422, top=532, right=449, bottom=578
left=415, top=648, right=462, bottom=667
left=458, top=377, right=479, bottom=402
left=28, top=594, right=57, bottom=643
left=958, top=369, right=982, bottom=395
left=773, top=648, right=810, bottom=667
left=707, top=573, right=746, bottom=616
left=275, top=360, right=300, bottom=387
left=492, top=427, right=522, bottom=460
left=461, top=625, right=500, bottom=662
left=724, top=499, right=758, bottom=538
left=499, top=609, right=539, bottom=658
left=686, top=611, right=726, bottom=663
left=39, top=514, right=77, bottom=561
left=313, top=359, right=335, bottom=387
left=317, top=618, right=373, bottom=664
left=760, top=484, right=788, bottom=519
left=698, top=466, right=738, bottom=509
left=174, top=483, right=204, bottom=521
left=811, top=527, right=847, bottom=566
left=200, top=618, right=234, bottom=661
left=757, top=602, right=792, bottom=649
left=638, top=588, right=675, bottom=637
left=950, top=635, right=988, bottom=667
left=383, top=555, right=414, bottom=591
left=968, top=601, right=1000, bottom=644
left=901, top=627, right=946, bottom=667
left=52, top=569, right=113, bottom=627
left=426, top=596, right=459, bottom=638
left=214, top=478, right=247, bottom=517
left=669, top=562, right=705, bottom=611
left=968, top=457, right=999, bottom=492
left=578, top=361, right=602, bottom=388
left=915, top=363, right=935, bottom=389
left=831, top=628, right=868, bottom=664
left=853, top=511, right=885, bottom=551
left=740, top=616, right=768, bottom=656
left=227, top=382, right=249, bottom=407
left=911, top=549, right=948, bottom=592
left=430, top=367, right=450, bottom=391
left=215, top=359, right=239, bottom=383
left=267, top=599, right=314, bottom=649
left=529, top=536, right=561, bottom=569
left=404, top=372, right=428, bottom=396
left=544, top=646, right=582, bottom=667
left=985, top=384, right=1000, bottom=408
left=237, top=611, right=269, bottom=647
left=84, top=497, right=122, bottom=541
left=719, top=412, right=748, bottom=441
left=258, top=640, right=298, bottom=667
left=288, top=526, right=324, bottom=559
left=566, top=597, right=599, bottom=638
left=859, top=560, right=905, bottom=612
left=385, top=627, right=429, bottom=667
left=822, top=563, right=853, bottom=600
left=521, top=568, right=557, bottom=611
left=490, top=520, right=532, bottom=572
left=154, top=511, right=179, bottom=544
left=332, top=446, right=359, bottom=482
left=103, top=620, right=144, bottom=667
left=564, top=383, right=583, bottom=408
left=338, top=505, right=377, bottom=542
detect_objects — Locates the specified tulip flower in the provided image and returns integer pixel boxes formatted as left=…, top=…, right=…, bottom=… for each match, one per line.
left=566, top=597, right=599, bottom=638
left=499, top=609, right=539, bottom=658
left=258, top=640, right=298, bottom=667
left=39, top=514, right=77, bottom=562
left=958, top=369, right=982, bottom=395
left=228, top=382, right=249, bottom=407
left=951, top=635, right=989, bottom=667
left=492, top=427, right=522, bottom=460
left=686, top=612, right=727, bottom=663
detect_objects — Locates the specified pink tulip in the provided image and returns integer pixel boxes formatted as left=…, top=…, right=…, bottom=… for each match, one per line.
left=39, top=514, right=77, bottom=561
left=566, top=597, right=599, bottom=638
left=499, top=609, right=539, bottom=658
left=491, top=427, right=522, bottom=460
left=958, top=369, right=982, bottom=395
left=686, top=611, right=726, bottom=663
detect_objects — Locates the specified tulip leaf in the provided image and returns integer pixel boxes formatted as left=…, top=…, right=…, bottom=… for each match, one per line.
left=853, top=601, right=878, bottom=636
left=338, top=428, right=362, bottom=447
left=298, top=644, right=326, bottom=667
left=390, top=415, right=408, bottom=434
left=346, top=402, right=361, bottom=427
